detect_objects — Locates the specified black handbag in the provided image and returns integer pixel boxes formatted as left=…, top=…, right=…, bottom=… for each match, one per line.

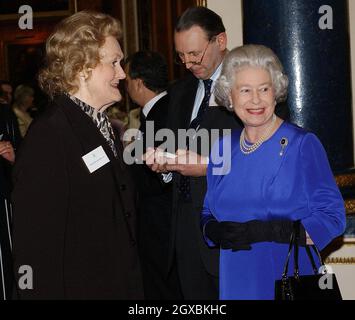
left=275, top=221, right=342, bottom=300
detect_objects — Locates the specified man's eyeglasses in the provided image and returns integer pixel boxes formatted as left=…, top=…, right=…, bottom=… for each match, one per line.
left=174, top=40, right=212, bottom=66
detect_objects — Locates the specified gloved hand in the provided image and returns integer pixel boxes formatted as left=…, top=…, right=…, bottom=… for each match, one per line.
left=204, top=219, right=306, bottom=252
left=246, top=220, right=306, bottom=247
left=204, top=220, right=252, bottom=251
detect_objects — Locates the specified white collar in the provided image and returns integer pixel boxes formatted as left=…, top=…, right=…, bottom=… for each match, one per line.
left=142, top=91, right=168, bottom=117
left=199, top=63, right=223, bottom=107
left=199, top=62, right=223, bottom=86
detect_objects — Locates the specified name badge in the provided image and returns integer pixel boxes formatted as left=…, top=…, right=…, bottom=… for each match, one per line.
left=82, top=146, right=110, bottom=173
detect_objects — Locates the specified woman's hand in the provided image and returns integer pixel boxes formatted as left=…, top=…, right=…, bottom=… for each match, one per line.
left=0, top=141, right=15, bottom=164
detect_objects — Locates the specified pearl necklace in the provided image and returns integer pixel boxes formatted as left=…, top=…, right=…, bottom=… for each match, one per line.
left=239, top=114, right=277, bottom=155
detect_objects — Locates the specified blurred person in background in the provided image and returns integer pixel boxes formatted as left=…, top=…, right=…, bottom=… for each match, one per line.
left=0, top=80, right=20, bottom=300
left=125, top=50, right=182, bottom=299
left=12, top=84, right=34, bottom=137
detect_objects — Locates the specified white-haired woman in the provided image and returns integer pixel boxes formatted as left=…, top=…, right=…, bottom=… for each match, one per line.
left=201, top=44, right=346, bottom=300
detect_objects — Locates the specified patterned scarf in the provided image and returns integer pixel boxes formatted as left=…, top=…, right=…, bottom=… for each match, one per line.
left=67, top=94, right=118, bottom=158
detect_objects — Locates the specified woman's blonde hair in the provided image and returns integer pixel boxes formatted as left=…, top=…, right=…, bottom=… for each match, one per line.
left=38, top=11, right=122, bottom=98
left=215, top=44, right=289, bottom=110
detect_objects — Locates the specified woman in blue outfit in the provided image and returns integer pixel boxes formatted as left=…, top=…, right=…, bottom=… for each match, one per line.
left=201, top=44, right=346, bottom=300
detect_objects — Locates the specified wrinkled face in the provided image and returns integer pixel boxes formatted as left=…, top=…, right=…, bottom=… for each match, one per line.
left=230, top=67, right=276, bottom=129
left=85, top=36, right=126, bottom=109
left=174, top=26, right=227, bottom=80
left=1, top=84, right=13, bottom=104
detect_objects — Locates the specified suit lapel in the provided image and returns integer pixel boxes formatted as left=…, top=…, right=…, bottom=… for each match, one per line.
left=54, top=95, right=122, bottom=174
left=146, top=94, right=167, bottom=122
left=178, top=77, right=199, bottom=130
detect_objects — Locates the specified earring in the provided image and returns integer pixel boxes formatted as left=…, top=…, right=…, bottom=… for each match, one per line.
left=79, top=73, right=87, bottom=81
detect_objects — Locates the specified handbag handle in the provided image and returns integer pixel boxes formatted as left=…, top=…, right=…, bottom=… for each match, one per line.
left=281, top=221, right=326, bottom=280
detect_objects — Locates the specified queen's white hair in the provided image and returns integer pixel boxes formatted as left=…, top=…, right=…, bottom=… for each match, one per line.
left=215, top=44, right=289, bottom=111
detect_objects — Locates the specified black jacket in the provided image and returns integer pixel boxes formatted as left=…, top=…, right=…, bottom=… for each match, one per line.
left=131, top=94, right=181, bottom=299
left=0, top=103, right=22, bottom=197
left=12, top=95, right=143, bottom=299
left=167, top=74, right=242, bottom=277
left=133, top=94, right=172, bottom=197
left=0, top=103, right=21, bottom=300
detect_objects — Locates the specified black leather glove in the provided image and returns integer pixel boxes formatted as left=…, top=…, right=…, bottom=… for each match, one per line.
left=204, top=220, right=306, bottom=252
left=204, top=220, right=252, bottom=251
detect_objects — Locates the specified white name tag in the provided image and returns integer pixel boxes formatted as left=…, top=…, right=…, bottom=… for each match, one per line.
left=82, top=146, right=110, bottom=173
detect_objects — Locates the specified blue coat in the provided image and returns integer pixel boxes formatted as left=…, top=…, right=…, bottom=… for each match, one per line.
left=201, top=122, right=346, bottom=300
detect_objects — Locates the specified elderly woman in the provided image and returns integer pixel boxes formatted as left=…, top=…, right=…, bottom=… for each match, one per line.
left=12, top=84, right=34, bottom=137
left=12, top=11, right=143, bottom=299
left=201, top=44, right=346, bottom=300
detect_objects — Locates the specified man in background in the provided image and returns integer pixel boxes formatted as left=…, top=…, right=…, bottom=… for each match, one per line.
left=125, top=51, right=182, bottom=300
left=0, top=80, right=22, bottom=149
left=0, top=80, right=18, bottom=300
left=0, top=80, right=13, bottom=105
left=146, top=7, right=242, bottom=299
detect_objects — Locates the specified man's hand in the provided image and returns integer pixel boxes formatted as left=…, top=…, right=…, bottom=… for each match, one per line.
left=0, top=141, right=15, bottom=164
left=143, top=147, right=171, bottom=173
left=165, top=149, right=208, bottom=177
left=143, top=148, right=208, bottom=177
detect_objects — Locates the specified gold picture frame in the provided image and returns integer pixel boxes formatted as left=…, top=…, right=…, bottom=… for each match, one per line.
left=196, top=0, right=207, bottom=7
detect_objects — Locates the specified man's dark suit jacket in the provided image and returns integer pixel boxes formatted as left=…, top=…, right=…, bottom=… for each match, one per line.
left=0, top=103, right=22, bottom=197
left=12, top=94, right=143, bottom=299
left=134, top=94, right=172, bottom=197
left=0, top=103, right=21, bottom=300
left=131, top=94, right=181, bottom=299
left=167, top=74, right=242, bottom=277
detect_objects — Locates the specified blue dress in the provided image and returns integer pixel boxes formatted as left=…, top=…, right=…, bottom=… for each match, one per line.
left=201, top=122, right=346, bottom=300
